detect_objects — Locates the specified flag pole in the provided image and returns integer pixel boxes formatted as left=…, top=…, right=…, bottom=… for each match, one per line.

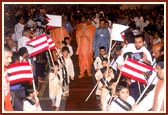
left=107, top=56, right=128, bottom=106
left=28, top=59, right=37, bottom=98
left=60, top=16, right=63, bottom=48
left=46, top=51, right=52, bottom=71
left=137, top=81, right=142, bottom=95
left=48, top=48, right=55, bottom=67
left=106, top=38, right=117, bottom=80
left=135, top=76, right=157, bottom=104
left=85, top=82, right=98, bottom=102
left=116, top=55, right=128, bottom=84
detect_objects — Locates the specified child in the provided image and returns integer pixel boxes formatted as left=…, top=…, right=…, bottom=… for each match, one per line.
left=95, top=58, right=109, bottom=83
left=48, top=61, right=63, bottom=111
left=18, top=47, right=29, bottom=62
left=93, top=46, right=107, bottom=72
left=61, top=40, right=67, bottom=48
left=23, top=88, right=42, bottom=111
left=58, top=46, right=74, bottom=98
left=98, top=67, right=114, bottom=110
left=64, top=37, right=73, bottom=57
left=102, top=79, right=117, bottom=111
left=109, top=81, right=135, bottom=111
left=52, top=41, right=62, bottom=61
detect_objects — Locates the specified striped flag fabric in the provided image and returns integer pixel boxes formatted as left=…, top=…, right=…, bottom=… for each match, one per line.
left=7, top=62, right=34, bottom=85
left=121, top=58, right=154, bottom=84
left=46, top=35, right=56, bottom=50
left=45, top=14, right=62, bottom=27
left=26, top=34, right=49, bottom=57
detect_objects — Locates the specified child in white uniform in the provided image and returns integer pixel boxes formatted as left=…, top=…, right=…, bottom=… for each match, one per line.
left=58, top=46, right=74, bottom=98
left=23, top=89, right=42, bottom=111
left=93, top=46, right=107, bottom=71
left=109, top=81, right=135, bottom=111
left=48, top=61, right=63, bottom=111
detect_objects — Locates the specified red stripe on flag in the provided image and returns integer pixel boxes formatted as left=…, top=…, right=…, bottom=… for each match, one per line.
left=45, top=18, right=50, bottom=21
left=127, top=58, right=154, bottom=71
left=30, top=47, right=48, bottom=57
left=8, top=62, right=30, bottom=68
left=121, top=33, right=124, bottom=40
left=26, top=34, right=46, bottom=44
left=47, top=35, right=56, bottom=50
left=26, top=34, right=49, bottom=56
left=123, top=64, right=143, bottom=74
left=9, top=78, right=34, bottom=85
left=7, top=62, right=34, bottom=85
left=120, top=57, right=154, bottom=84
left=34, top=41, right=49, bottom=48
left=121, top=71, right=147, bottom=84
left=9, top=70, right=32, bottom=76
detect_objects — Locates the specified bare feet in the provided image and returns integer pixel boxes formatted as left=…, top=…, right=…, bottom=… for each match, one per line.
left=87, top=73, right=92, bottom=77
left=55, top=107, right=59, bottom=111
left=66, top=93, right=69, bottom=97
left=52, top=102, right=55, bottom=107
left=78, top=74, right=84, bottom=78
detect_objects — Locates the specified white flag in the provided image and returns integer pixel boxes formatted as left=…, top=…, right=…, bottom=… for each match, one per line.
left=111, top=23, right=129, bottom=41
left=46, top=14, right=62, bottom=27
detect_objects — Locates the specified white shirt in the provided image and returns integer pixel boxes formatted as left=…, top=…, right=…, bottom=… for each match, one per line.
left=116, top=43, right=152, bottom=66
left=92, top=17, right=99, bottom=28
left=58, top=56, right=75, bottom=84
left=17, top=36, right=34, bottom=55
left=109, top=96, right=135, bottom=111
left=27, top=19, right=36, bottom=28
left=133, top=87, right=155, bottom=111
left=93, top=54, right=107, bottom=71
left=23, top=97, right=42, bottom=111
left=67, top=44, right=73, bottom=57
left=14, top=23, right=24, bottom=41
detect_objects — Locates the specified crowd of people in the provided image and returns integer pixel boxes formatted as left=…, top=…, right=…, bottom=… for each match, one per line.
left=3, top=4, right=164, bottom=112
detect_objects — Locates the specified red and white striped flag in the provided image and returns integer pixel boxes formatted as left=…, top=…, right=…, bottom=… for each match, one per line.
left=26, top=34, right=49, bottom=57
left=47, top=35, right=56, bottom=50
left=7, top=62, right=34, bottom=85
left=46, top=14, right=62, bottom=27
left=121, top=58, right=154, bottom=84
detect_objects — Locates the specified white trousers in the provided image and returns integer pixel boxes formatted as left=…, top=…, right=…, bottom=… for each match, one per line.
left=51, top=94, right=62, bottom=107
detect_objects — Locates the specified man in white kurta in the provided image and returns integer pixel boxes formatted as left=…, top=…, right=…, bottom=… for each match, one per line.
left=14, top=16, right=25, bottom=41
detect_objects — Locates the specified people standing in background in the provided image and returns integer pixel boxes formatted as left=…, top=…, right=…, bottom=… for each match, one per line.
left=14, top=16, right=26, bottom=42
left=91, top=12, right=100, bottom=29
left=93, top=19, right=110, bottom=59
left=64, top=37, right=73, bottom=57
left=152, top=31, right=162, bottom=45
left=62, top=14, right=73, bottom=36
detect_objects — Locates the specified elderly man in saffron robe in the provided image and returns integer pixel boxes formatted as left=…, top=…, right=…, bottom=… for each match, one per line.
left=76, top=21, right=95, bottom=78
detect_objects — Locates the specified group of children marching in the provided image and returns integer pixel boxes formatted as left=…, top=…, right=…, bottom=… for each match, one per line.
left=93, top=46, right=136, bottom=111
left=48, top=38, right=74, bottom=111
